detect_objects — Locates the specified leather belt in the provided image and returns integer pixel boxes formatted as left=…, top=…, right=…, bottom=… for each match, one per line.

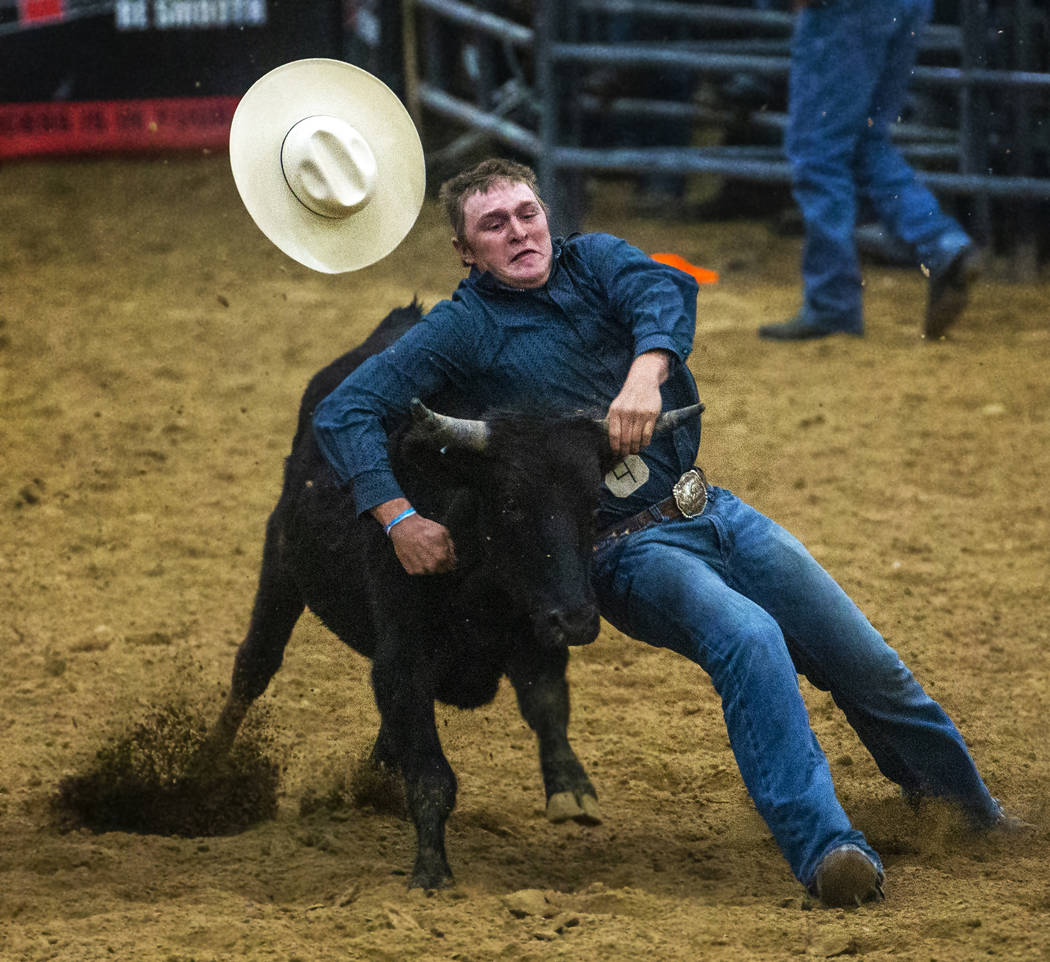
left=595, top=467, right=709, bottom=546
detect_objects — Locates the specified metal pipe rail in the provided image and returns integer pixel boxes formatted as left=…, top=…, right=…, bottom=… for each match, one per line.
left=551, top=146, right=1050, bottom=201
left=416, top=82, right=541, bottom=156
left=574, top=0, right=793, bottom=32
left=413, top=0, right=533, bottom=47
left=551, top=42, right=1050, bottom=93
left=407, top=0, right=1050, bottom=258
left=578, top=95, right=959, bottom=147
left=573, top=1, right=965, bottom=53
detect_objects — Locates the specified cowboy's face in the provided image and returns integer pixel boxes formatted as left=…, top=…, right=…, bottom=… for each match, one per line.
left=453, top=180, right=553, bottom=289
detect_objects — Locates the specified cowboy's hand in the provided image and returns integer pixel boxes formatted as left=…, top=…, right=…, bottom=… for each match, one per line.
left=606, top=351, right=671, bottom=458
left=606, top=383, right=664, bottom=458
left=374, top=500, right=456, bottom=575
left=390, top=512, right=457, bottom=575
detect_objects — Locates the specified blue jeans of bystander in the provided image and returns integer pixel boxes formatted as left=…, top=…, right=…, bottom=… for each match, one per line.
left=591, top=485, right=999, bottom=888
left=787, top=0, right=971, bottom=331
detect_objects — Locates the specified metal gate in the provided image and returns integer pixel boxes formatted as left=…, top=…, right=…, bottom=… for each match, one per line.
left=407, top=0, right=1050, bottom=269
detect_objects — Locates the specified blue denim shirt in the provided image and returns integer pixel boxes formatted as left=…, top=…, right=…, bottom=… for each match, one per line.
left=313, top=232, right=701, bottom=525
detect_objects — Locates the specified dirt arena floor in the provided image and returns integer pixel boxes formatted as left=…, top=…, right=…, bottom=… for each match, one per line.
left=2, top=155, right=1049, bottom=961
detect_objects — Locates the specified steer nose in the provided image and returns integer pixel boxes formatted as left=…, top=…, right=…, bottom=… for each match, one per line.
left=544, top=604, right=601, bottom=647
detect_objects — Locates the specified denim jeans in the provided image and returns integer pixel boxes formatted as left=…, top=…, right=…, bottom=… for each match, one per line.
left=591, top=485, right=998, bottom=886
left=786, top=0, right=971, bottom=330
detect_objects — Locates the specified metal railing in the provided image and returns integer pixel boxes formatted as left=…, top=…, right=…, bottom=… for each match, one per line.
left=407, top=0, right=1050, bottom=263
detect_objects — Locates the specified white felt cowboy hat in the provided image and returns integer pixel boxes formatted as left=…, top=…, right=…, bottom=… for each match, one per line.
left=229, top=58, right=425, bottom=274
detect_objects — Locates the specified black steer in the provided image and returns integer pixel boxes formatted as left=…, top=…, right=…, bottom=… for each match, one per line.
left=203, top=302, right=701, bottom=889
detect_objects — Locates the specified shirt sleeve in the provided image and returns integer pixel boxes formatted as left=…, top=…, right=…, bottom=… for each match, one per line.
left=312, top=302, right=478, bottom=515
left=576, top=233, right=699, bottom=362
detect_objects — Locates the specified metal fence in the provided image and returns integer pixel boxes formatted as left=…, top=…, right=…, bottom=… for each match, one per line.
left=407, top=0, right=1050, bottom=268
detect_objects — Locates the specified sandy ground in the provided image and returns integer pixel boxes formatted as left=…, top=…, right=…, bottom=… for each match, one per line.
left=2, top=155, right=1049, bottom=961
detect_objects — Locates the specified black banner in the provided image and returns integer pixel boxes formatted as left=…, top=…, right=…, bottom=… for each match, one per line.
left=1, top=1, right=343, bottom=103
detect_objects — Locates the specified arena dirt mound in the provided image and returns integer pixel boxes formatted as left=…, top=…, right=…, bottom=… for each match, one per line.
left=50, top=702, right=281, bottom=837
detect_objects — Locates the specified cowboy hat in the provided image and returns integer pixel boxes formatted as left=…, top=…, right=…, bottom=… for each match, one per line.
left=229, top=58, right=425, bottom=274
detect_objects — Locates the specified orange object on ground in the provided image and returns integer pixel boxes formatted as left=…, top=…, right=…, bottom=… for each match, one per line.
left=651, top=252, right=719, bottom=284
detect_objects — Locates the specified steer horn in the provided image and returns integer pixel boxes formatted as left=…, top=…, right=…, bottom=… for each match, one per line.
left=411, top=398, right=491, bottom=452
left=596, top=401, right=705, bottom=441
left=653, top=401, right=705, bottom=435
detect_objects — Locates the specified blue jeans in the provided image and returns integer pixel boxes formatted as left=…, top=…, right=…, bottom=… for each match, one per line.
left=591, top=486, right=998, bottom=887
left=787, top=0, right=971, bottom=330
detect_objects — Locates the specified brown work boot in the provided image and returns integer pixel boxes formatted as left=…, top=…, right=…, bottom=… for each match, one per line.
left=812, top=844, right=884, bottom=908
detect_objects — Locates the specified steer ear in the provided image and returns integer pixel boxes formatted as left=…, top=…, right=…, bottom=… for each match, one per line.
left=410, top=398, right=491, bottom=452
left=595, top=401, right=705, bottom=445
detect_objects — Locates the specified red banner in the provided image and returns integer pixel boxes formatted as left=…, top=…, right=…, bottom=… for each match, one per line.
left=18, top=0, right=65, bottom=23
left=0, top=96, right=239, bottom=157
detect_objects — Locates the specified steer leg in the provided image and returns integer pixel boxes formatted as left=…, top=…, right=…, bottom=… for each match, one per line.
left=369, top=722, right=400, bottom=770
left=201, top=513, right=305, bottom=763
left=371, top=654, right=457, bottom=889
left=507, top=648, right=602, bottom=826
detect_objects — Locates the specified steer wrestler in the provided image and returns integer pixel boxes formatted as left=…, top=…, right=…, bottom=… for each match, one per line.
left=310, top=157, right=1026, bottom=907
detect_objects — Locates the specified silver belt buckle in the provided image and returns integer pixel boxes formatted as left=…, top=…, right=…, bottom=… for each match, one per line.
left=672, top=468, right=708, bottom=518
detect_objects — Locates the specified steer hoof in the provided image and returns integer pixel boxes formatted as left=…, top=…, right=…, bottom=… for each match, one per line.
left=410, top=871, right=455, bottom=891
left=410, top=851, right=455, bottom=891
left=546, top=791, right=602, bottom=826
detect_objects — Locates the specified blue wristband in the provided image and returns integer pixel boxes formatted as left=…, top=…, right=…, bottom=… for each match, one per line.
left=384, top=507, right=417, bottom=536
